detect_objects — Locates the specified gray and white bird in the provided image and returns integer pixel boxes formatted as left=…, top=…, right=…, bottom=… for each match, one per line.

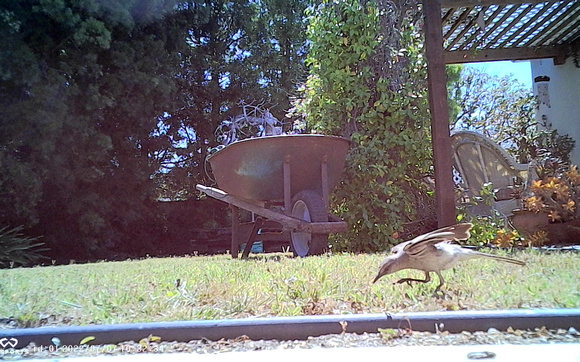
left=372, top=223, right=525, bottom=293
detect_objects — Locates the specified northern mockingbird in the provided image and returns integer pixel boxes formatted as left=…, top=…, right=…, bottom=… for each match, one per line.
left=372, top=223, right=525, bottom=293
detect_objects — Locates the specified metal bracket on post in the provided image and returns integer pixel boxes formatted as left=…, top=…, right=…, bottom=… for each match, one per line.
left=284, top=155, right=292, bottom=215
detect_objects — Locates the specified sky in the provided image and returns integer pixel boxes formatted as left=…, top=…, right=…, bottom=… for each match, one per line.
left=465, top=60, right=532, bottom=88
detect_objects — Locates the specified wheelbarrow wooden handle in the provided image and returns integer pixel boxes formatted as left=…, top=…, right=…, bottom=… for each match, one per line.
left=196, top=184, right=347, bottom=234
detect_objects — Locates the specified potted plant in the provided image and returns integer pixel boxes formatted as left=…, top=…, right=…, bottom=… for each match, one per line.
left=514, top=164, right=580, bottom=245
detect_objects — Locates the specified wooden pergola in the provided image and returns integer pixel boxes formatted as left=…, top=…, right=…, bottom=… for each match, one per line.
left=423, top=0, right=580, bottom=226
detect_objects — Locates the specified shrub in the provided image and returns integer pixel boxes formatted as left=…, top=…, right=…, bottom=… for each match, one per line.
left=0, top=226, right=47, bottom=268
left=293, top=0, right=433, bottom=252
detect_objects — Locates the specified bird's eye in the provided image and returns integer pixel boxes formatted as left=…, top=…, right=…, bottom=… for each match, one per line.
left=391, top=249, right=396, bottom=254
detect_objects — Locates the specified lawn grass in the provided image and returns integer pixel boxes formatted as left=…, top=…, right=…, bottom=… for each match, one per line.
left=0, top=250, right=579, bottom=328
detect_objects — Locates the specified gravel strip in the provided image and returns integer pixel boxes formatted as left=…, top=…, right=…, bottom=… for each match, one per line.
left=2, top=326, right=578, bottom=360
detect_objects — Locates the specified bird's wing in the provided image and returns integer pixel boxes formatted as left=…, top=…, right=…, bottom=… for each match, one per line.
left=402, top=223, right=473, bottom=257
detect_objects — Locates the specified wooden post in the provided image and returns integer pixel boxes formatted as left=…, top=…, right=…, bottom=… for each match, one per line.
left=424, top=0, right=457, bottom=227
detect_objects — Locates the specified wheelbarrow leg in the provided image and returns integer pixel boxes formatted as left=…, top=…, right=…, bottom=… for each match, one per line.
left=230, top=205, right=240, bottom=259
left=241, top=217, right=264, bottom=259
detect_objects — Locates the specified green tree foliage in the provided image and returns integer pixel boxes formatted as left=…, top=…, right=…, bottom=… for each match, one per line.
left=152, top=0, right=309, bottom=200
left=446, top=64, right=463, bottom=125
left=450, top=67, right=575, bottom=166
left=450, top=67, right=535, bottom=143
left=0, top=0, right=309, bottom=262
left=296, top=0, right=434, bottom=252
left=1, top=0, right=184, bottom=260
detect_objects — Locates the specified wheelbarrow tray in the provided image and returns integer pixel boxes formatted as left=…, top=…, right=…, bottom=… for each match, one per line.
left=206, top=134, right=351, bottom=201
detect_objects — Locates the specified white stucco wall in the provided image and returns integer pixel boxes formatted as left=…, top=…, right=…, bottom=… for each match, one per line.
left=530, top=58, right=580, bottom=166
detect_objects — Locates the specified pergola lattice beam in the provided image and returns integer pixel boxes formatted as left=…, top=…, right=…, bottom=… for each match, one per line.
left=442, top=0, right=556, bottom=7
left=445, top=44, right=570, bottom=64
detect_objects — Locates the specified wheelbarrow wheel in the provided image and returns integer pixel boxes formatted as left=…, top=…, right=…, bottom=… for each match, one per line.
left=290, top=190, right=328, bottom=257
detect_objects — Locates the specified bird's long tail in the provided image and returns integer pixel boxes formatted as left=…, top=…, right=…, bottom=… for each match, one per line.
left=472, top=251, right=525, bottom=266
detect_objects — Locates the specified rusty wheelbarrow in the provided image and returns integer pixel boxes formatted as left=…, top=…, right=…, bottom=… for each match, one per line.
left=196, top=134, right=351, bottom=258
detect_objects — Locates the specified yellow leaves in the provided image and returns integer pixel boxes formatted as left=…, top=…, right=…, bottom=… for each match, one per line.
left=553, top=184, right=569, bottom=200
left=139, top=335, right=162, bottom=352
left=524, top=196, right=543, bottom=212
left=531, top=180, right=543, bottom=192
left=495, top=228, right=548, bottom=249
left=533, top=177, right=568, bottom=196
left=542, top=177, right=558, bottom=190
left=80, top=336, right=96, bottom=345
left=548, top=210, right=561, bottom=222
left=526, top=230, right=549, bottom=248
left=562, top=199, right=575, bottom=213
left=494, top=229, right=518, bottom=248
left=524, top=165, right=580, bottom=223
left=566, top=165, right=580, bottom=185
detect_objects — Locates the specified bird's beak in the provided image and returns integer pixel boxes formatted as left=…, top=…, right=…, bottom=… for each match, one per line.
left=373, top=258, right=394, bottom=284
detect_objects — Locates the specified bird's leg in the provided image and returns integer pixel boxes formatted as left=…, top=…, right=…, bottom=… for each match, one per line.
left=433, top=271, right=446, bottom=297
left=395, top=271, right=431, bottom=286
